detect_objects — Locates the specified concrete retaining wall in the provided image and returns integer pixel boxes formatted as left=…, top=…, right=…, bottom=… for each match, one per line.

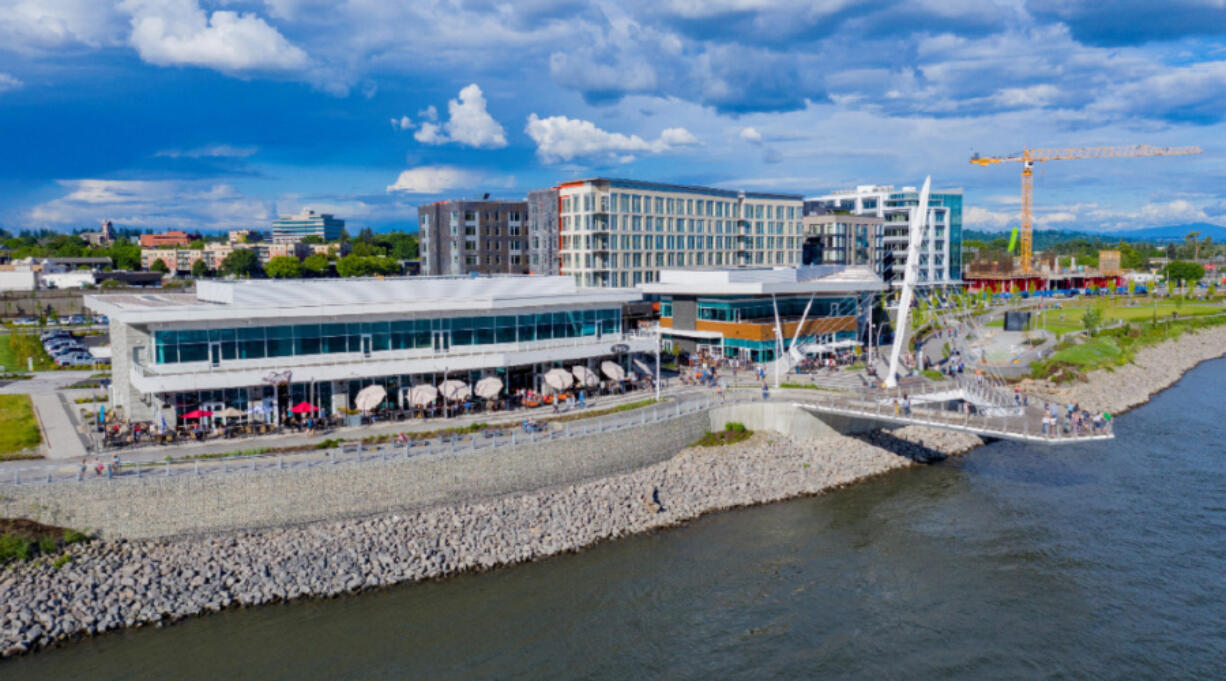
left=0, top=411, right=711, bottom=539
left=0, top=401, right=868, bottom=540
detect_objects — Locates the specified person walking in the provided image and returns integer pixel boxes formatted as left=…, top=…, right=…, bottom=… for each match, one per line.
left=902, top=394, right=911, bottom=416
left=761, top=382, right=769, bottom=401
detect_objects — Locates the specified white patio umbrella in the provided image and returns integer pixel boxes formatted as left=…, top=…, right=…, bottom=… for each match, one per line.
left=571, top=365, right=599, bottom=388
left=474, top=376, right=503, bottom=399
left=601, top=360, right=626, bottom=381
left=408, top=384, right=438, bottom=407
left=544, top=368, right=574, bottom=392
left=439, top=379, right=470, bottom=401
left=354, top=384, right=387, bottom=412
left=632, top=358, right=653, bottom=377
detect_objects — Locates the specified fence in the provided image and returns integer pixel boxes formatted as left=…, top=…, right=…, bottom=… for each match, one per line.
left=3, top=392, right=751, bottom=488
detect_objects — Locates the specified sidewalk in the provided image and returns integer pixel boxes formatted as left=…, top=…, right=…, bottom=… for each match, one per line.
left=31, top=392, right=88, bottom=460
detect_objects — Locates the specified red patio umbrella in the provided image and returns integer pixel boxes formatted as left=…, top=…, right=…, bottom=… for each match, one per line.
left=289, top=401, right=317, bottom=414
left=181, top=409, right=213, bottom=419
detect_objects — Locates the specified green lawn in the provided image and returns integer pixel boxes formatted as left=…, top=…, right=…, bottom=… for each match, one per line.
left=0, top=332, right=61, bottom=371
left=987, top=297, right=1225, bottom=338
left=0, top=394, right=42, bottom=459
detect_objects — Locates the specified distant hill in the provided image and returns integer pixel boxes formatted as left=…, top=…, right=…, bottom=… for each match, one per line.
left=1106, top=222, right=1226, bottom=242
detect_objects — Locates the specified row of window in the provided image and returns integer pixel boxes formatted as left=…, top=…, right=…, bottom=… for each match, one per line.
left=563, top=234, right=803, bottom=252
left=152, top=310, right=622, bottom=365
left=561, top=215, right=799, bottom=235
left=562, top=192, right=798, bottom=221
left=563, top=250, right=799, bottom=271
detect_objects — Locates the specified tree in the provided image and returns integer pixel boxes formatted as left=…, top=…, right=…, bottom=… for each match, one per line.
left=1127, top=279, right=1136, bottom=298
left=1162, top=261, right=1205, bottom=291
left=1081, top=307, right=1103, bottom=337
left=1185, top=231, right=1201, bottom=260
left=302, top=253, right=330, bottom=277
left=150, top=258, right=170, bottom=274
left=191, top=259, right=210, bottom=279
left=264, top=255, right=303, bottom=279
left=335, top=255, right=402, bottom=277
left=220, top=248, right=261, bottom=278
left=300, top=235, right=324, bottom=244
left=188, top=240, right=205, bottom=250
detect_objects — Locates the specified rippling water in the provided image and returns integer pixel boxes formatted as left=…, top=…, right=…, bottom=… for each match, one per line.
left=11, top=358, right=1226, bottom=680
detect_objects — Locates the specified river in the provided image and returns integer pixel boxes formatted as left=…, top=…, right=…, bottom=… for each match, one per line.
left=10, top=358, right=1226, bottom=680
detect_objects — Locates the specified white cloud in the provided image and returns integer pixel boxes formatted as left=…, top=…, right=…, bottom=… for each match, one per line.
left=27, top=179, right=274, bottom=229
left=391, top=115, right=413, bottom=130
left=0, top=0, right=124, bottom=52
left=965, top=205, right=1013, bottom=229
left=0, top=73, right=22, bottom=93
left=122, top=0, right=309, bottom=73
left=740, top=126, right=763, bottom=144
left=524, top=113, right=700, bottom=163
left=386, top=166, right=480, bottom=194
left=412, top=84, right=507, bottom=148
left=154, top=144, right=258, bottom=158
left=413, top=122, right=445, bottom=144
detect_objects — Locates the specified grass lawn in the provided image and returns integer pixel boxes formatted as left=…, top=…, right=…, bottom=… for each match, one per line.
left=988, top=297, right=1225, bottom=338
left=0, top=394, right=42, bottom=459
left=0, top=332, right=58, bottom=371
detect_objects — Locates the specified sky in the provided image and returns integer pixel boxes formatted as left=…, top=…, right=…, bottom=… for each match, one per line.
left=1, top=0, right=1225, bottom=235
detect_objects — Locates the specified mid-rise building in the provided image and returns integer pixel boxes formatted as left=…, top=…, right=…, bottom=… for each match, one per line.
left=551, top=178, right=805, bottom=288
left=85, top=276, right=651, bottom=425
left=642, top=265, right=886, bottom=362
left=417, top=200, right=530, bottom=276
left=526, top=188, right=559, bottom=275
left=140, top=231, right=195, bottom=248
left=800, top=214, right=884, bottom=269
left=805, top=185, right=963, bottom=288
left=272, top=209, right=344, bottom=243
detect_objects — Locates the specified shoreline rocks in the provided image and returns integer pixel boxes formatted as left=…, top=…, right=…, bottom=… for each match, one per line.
left=4, top=324, right=1225, bottom=660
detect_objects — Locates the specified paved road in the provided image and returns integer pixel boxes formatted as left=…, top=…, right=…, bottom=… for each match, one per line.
left=0, top=370, right=96, bottom=395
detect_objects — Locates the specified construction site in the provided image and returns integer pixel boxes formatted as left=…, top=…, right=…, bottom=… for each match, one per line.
left=964, top=144, right=1202, bottom=293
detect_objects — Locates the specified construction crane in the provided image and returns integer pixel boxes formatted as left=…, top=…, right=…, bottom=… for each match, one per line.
left=970, top=145, right=1203, bottom=273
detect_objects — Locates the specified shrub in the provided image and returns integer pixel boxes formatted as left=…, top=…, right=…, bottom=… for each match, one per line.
left=725, top=422, right=747, bottom=433
left=63, top=529, right=89, bottom=545
left=53, top=554, right=72, bottom=569
left=0, top=534, right=35, bottom=563
left=38, top=536, right=57, bottom=555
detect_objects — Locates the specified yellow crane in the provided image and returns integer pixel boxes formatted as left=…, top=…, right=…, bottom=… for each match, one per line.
left=970, top=145, right=1203, bottom=273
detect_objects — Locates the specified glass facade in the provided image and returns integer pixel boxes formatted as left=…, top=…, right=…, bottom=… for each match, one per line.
left=694, top=296, right=855, bottom=322
left=153, top=309, right=622, bottom=365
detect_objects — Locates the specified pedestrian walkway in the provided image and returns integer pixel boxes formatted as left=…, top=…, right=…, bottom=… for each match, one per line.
left=31, top=392, right=88, bottom=460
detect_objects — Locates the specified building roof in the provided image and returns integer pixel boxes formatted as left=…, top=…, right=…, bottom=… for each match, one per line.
left=85, top=275, right=640, bottom=324
left=641, top=266, right=886, bottom=296
left=559, top=178, right=803, bottom=202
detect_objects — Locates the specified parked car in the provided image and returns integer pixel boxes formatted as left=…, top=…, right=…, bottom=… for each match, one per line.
left=65, top=315, right=88, bottom=325
left=48, top=345, right=86, bottom=358
left=92, top=315, right=109, bottom=325
left=41, top=330, right=70, bottom=341
left=45, top=341, right=81, bottom=353
left=12, top=317, right=37, bottom=326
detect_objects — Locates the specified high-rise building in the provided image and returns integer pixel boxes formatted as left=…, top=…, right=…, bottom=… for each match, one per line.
left=805, top=185, right=963, bottom=288
left=416, top=200, right=530, bottom=276
left=271, top=209, right=344, bottom=243
left=800, top=214, right=884, bottom=269
left=526, top=188, right=559, bottom=275
left=550, top=178, right=804, bottom=288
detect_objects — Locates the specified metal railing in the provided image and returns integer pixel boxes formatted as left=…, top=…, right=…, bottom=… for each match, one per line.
left=1, top=392, right=751, bottom=488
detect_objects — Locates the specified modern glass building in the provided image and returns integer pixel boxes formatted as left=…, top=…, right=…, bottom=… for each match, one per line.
left=806, top=185, right=963, bottom=289
left=86, top=277, right=651, bottom=426
left=547, top=178, right=805, bottom=288
left=271, top=209, right=345, bottom=243
left=641, top=266, right=887, bottom=362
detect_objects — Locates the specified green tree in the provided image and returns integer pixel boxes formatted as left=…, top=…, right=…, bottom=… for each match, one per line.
left=264, top=255, right=303, bottom=279
left=191, top=259, right=210, bottom=278
left=188, top=240, right=205, bottom=250
left=1081, top=307, right=1103, bottom=337
left=220, top=248, right=261, bottom=278
left=302, top=253, right=330, bottom=277
left=1127, top=279, right=1136, bottom=297
left=1162, top=261, right=1205, bottom=292
left=150, top=258, right=170, bottom=274
left=336, top=255, right=402, bottom=277
left=300, top=235, right=324, bottom=244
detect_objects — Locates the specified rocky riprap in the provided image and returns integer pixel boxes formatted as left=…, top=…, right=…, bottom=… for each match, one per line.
left=0, top=430, right=944, bottom=658
left=1018, top=322, right=1226, bottom=414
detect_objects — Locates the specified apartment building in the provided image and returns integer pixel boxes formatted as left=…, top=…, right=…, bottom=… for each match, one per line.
left=805, top=185, right=963, bottom=288
left=139, top=231, right=195, bottom=248
left=526, top=188, right=559, bottom=275
left=800, top=214, right=884, bottom=269
left=550, top=178, right=804, bottom=288
left=417, top=200, right=530, bottom=276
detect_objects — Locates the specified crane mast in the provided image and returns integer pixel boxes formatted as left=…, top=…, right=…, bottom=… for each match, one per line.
left=971, top=145, right=1202, bottom=273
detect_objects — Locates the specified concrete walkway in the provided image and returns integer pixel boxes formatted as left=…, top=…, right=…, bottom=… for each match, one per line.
left=30, top=392, right=88, bottom=460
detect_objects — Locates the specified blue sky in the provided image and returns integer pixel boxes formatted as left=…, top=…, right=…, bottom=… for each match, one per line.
left=1, top=0, right=1225, bottom=234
